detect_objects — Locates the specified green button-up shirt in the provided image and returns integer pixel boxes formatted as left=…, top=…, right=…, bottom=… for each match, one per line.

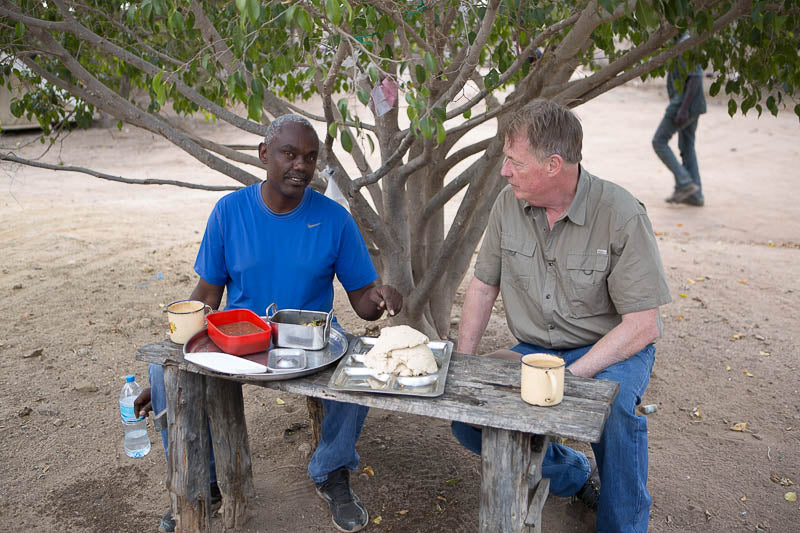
left=474, top=167, right=672, bottom=349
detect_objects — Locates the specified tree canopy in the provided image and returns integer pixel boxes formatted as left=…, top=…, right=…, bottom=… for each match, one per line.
left=2, top=0, right=798, bottom=335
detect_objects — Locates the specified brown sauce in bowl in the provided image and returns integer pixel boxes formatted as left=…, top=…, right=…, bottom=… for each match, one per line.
left=217, top=321, right=265, bottom=336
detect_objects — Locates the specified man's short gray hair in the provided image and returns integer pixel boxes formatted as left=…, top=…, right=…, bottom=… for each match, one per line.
left=263, top=114, right=315, bottom=145
left=501, top=99, right=582, bottom=164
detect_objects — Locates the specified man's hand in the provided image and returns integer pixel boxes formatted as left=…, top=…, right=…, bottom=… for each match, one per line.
left=366, top=285, right=403, bottom=317
left=134, top=387, right=153, bottom=419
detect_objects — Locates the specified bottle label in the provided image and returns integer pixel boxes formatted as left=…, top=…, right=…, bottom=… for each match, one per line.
left=120, top=402, right=144, bottom=423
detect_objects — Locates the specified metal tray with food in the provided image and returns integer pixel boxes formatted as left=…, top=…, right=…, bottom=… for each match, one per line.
left=182, top=324, right=348, bottom=381
left=328, top=336, right=453, bottom=397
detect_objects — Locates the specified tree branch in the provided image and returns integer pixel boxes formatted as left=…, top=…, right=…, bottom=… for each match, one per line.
left=1, top=152, right=241, bottom=191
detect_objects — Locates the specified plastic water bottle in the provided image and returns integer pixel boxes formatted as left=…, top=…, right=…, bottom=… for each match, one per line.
left=120, top=374, right=151, bottom=458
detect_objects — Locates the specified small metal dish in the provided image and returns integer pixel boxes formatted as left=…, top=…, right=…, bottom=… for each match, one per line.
left=267, top=348, right=307, bottom=373
left=396, top=374, right=438, bottom=387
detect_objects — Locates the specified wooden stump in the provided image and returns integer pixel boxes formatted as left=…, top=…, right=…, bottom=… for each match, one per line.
left=479, top=427, right=533, bottom=533
left=164, top=365, right=211, bottom=533
left=206, top=376, right=255, bottom=530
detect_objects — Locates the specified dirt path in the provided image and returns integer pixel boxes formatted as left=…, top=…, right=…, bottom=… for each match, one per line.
left=1, top=83, right=798, bottom=532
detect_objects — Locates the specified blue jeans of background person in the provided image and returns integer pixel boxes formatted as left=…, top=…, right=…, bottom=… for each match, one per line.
left=652, top=113, right=703, bottom=201
left=148, top=341, right=369, bottom=484
left=451, top=342, right=655, bottom=533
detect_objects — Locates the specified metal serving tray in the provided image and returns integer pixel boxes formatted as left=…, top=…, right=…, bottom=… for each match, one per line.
left=183, top=325, right=348, bottom=381
left=328, top=336, right=453, bottom=397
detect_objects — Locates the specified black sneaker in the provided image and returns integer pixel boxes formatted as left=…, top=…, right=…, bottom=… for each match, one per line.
left=665, top=183, right=699, bottom=204
left=159, top=482, right=222, bottom=532
left=315, top=467, right=369, bottom=532
left=572, top=460, right=600, bottom=512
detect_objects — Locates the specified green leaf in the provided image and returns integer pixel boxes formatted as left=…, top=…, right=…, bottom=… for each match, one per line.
left=15, top=21, right=25, bottom=39
left=328, top=122, right=338, bottom=139
left=235, top=0, right=247, bottom=15
left=436, top=120, right=446, bottom=145
left=357, top=89, right=370, bottom=106
left=250, top=78, right=264, bottom=100
left=340, top=129, right=353, bottom=152
left=484, top=69, right=499, bottom=89
left=169, top=11, right=184, bottom=33
left=247, top=0, right=260, bottom=23
left=326, top=0, right=342, bottom=26
left=336, top=98, right=349, bottom=120
left=766, top=95, right=778, bottom=116
left=462, top=108, right=472, bottom=119
left=415, top=64, right=427, bottom=84
left=366, top=134, right=374, bottom=154
left=727, top=98, right=737, bottom=117
left=247, top=93, right=262, bottom=121
left=423, top=51, right=437, bottom=73
left=295, top=8, right=313, bottom=33
left=634, top=0, right=657, bottom=28
left=368, top=65, right=379, bottom=84
left=152, top=71, right=164, bottom=92
left=420, top=116, right=434, bottom=139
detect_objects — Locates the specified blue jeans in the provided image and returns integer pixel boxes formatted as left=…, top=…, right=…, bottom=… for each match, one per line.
left=451, top=343, right=655, bottom=533
left=148, top=363, right=369, bottom=485
left=652, top=112, right=703, bottom=201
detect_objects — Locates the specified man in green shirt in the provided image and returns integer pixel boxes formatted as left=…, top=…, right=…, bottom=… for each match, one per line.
left=453, top=99, right=671, bottom=532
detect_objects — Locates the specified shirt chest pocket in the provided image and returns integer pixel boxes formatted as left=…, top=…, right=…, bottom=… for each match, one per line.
left=565, top=253, right=613, bottom=317
left=501, top=235, right=536, bottom=291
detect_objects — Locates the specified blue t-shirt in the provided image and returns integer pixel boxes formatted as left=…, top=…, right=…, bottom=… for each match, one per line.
left=194, top=184, right=378, bottom=315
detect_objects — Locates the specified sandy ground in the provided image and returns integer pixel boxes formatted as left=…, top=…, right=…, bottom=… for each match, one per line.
left=1, top=82, right=799, bottom=533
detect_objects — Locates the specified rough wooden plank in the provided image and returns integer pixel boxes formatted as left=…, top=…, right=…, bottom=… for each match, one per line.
left=205, top=376, right=254, bottom=530
left=306, top=397, right=324, bottom=450
left=137, top=343, right=617, bottom=442
left=479, top=427, right=533, bottom=533
left=165, top=366, right=211, bottom=533
left=524, top=478, right=550, bottom=531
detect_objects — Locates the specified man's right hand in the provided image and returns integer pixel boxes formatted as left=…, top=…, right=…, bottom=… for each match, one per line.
left=134, top=387, right=152, bottom=418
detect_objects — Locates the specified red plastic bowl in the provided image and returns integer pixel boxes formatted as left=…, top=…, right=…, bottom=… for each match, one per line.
left=206, top=309, right=271, bottom=356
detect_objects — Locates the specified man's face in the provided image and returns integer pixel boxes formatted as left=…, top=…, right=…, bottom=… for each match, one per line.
left=259, top=122, right=319, bottom=200
left=500, top=134, right=552, bottom=205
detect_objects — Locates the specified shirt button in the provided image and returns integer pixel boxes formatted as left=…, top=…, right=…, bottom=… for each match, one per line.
left=545, top=294, right=551, bottom=299
left=548, top=324, right=554, bottom=330
left=548, top=262, right=553, bottom=267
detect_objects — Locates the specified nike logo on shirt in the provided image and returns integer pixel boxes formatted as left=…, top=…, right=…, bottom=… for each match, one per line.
left=307, top=222, right=321, bottom=228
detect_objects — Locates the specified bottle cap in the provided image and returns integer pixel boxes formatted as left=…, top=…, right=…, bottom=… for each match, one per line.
left=126, top=374, right=135, bottom=382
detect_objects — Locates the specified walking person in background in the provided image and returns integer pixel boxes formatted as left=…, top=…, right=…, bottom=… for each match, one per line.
left=652, top=39, right=707, bottom=207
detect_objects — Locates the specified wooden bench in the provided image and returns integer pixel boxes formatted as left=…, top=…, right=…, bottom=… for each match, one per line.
left=136, top=340, right=617, bottom=533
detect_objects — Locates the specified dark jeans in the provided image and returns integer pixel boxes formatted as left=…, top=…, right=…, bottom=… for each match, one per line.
left=652, top=113, right=703, bottom=201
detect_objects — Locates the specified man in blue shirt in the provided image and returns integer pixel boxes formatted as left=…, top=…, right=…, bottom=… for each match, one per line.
left=136, top=115, right=402, bottom=532
left=652, top=45, right=707, bottom=207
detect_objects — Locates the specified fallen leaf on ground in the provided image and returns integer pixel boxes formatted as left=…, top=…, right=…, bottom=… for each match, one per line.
left=372, top=515, right=382, bottom=524
left=23, top=348, right=44, bottom=359
left=744, top=369, right=754, bottom=377
left=396, top=510, right=408, bottom=515
left=785, top=492, right=797, bottom=502
left=760, top=350, right=772, bottom=357
left=732, top=333, right=745, bottom=340
left=771, top=473, right=794, bottom=486
left=276, top=398, right=285, bottom=405
left=725, top=364, right=731, bottom=371
left=730, top=422, right=748, bottom=432
left=363, top=465, right=374, bottom=477
left=676, top=315, right=684, bottom=320
left=705, top=509, right=712, bottom=521
left=738, top=280, right=748, bottom=284
left=740, top=495, right=747, bottom=502
left=688, top=279, right=696, bottom=284
left=679, top=293, right=688, bottom=298
left=691, top=407, right=702, bottom=420
left=445, top=477, right=462, bottom=486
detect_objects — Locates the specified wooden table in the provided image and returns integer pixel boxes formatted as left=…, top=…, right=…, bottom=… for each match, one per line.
left=136, top=340, right=617, bottom=533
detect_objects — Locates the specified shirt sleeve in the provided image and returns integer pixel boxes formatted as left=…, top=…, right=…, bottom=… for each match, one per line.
left=607, top=213, right=672, bottom=314
left=334, top=214, right=378, bottom=291
left=474, top=195, right=503, bottom=286
left=193, top=206, right=229, bottom=286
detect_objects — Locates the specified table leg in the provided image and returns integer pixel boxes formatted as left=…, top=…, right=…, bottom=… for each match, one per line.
left=306, top=397, right=324, bottom=450
left=524, top=435, right=551, bottom=531
left=479, top=427, right=534, bottom=532
left=164, top=366, right=211, bottom=532
left=206, top=376, right=254, bottom=529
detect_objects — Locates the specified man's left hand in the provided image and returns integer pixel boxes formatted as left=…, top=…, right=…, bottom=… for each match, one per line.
left=367, top=285, right=403, bottom=316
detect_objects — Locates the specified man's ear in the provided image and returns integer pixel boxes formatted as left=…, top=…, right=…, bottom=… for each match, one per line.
left=258, top=142, right=268, bottom=164
left=547, top=154, right=563, bottom=174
